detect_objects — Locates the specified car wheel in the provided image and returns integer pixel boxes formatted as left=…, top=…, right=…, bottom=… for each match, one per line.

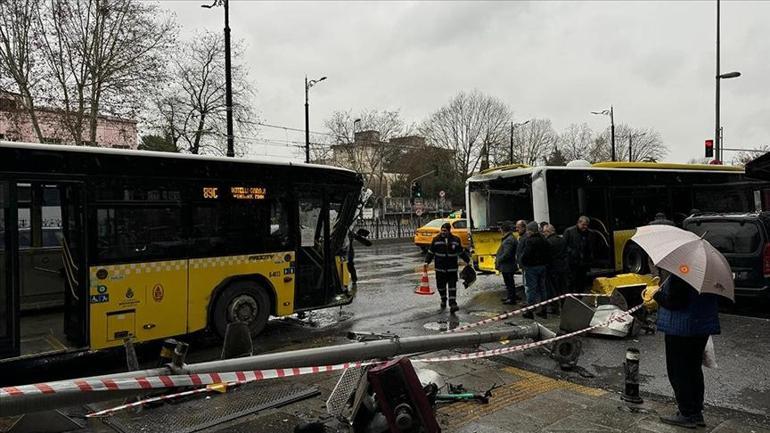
left=622, top=242, right=650, bottom=275
left=212, top=281, right=271, bottom=339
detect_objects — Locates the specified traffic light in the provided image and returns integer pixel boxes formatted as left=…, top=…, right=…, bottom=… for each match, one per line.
left=410, top=181, right=422, bottom=205
left=705, top=139, right=714, bottom=158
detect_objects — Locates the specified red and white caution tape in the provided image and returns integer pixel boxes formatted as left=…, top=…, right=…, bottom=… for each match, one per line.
left=0, top=362, right=369, bottom=402
left=420, top=302, right=644, bottom=362
left=447, top=292, right=610, bottom=333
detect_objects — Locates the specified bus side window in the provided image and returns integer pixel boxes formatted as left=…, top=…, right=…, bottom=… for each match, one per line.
left=299, top=199, right=322, bottom=248
left=96, top=207, right=184, bottom=263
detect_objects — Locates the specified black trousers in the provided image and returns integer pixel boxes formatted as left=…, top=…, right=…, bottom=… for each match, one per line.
left=347, top=261, right=357, bottom=283
left=665, top=334, right=709, bottom=417
left=502, top=272, right=517, bottom=300
left=435, top=271, right=458, bottom=305
left=547, top=268, right=568, bottom=299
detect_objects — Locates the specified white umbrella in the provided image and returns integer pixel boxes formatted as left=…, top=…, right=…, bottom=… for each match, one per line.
left=631, top=225, right=735, bottom=301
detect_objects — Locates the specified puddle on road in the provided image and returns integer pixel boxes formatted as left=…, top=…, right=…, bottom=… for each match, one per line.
left=423, top=318, right=470, bottom=332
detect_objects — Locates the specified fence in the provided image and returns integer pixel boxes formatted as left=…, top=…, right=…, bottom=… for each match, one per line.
left=356, top=212, right=445, bottom=240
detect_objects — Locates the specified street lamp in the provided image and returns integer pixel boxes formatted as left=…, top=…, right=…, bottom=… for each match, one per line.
left=353, top=118, right=361, bottom=144
left=509, top=120, right=530, bottom=165
left=201, top=0, right=234, bottom=158
left=715, top=0, right=741, bottom=163
left=591, top=106, right=615, bottom=161
left=305, top=75, right=327, bottom=163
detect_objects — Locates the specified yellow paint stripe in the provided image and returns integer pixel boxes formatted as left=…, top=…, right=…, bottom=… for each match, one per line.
left=438, top=366, right=607, bottom=429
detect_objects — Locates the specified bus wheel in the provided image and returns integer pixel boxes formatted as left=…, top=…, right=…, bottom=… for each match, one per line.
left=213, top=282, right=270, bottom=339
left=622, top=243, right=650, bottom=275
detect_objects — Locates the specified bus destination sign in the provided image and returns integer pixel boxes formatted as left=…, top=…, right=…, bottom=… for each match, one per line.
left=230, top=186, right=266, bottom=200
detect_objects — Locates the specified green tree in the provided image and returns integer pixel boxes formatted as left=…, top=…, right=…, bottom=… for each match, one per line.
left=139, top=134, right=178, bottom=152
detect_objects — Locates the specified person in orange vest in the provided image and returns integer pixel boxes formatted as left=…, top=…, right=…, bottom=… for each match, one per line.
left=425, top=222, right=472, bottom=312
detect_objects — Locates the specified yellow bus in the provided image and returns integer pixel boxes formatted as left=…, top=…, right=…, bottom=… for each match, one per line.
left=0, top=142, right=362, bottom=363
left=466, top=161, right=770, bottom=274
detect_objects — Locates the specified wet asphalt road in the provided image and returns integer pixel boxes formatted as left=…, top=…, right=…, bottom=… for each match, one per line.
left=226, top=240, right=770, bottom=418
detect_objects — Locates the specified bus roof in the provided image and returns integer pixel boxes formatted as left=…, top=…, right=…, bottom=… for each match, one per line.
left=467, top=162, right=745, bottom=184
left=0, top=140, right=357, bottom=175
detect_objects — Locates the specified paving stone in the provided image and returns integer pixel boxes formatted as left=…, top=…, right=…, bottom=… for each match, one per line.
left=710, top=418, right=770, bottom=433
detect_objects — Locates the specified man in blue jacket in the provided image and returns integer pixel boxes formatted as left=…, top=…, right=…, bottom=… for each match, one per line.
left=652, top=273, right=720, bottom=429
left=495, top=221, right=518, bottom=304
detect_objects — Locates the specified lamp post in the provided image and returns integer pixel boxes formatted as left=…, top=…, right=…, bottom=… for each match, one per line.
left=591, top=106, right=615, bottom=161
left=715, top=0, right=741, bottom=163
left=201, top=0, right=234, bottom=158
left=353, top=118, right=361, bottom=144
left=305, top=75, right=327, bottom=163
left=509, top=120, right=531, bottom=164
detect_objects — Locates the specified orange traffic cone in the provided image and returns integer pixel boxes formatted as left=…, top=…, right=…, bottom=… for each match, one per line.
left=415, top=266, right=435, bottom=295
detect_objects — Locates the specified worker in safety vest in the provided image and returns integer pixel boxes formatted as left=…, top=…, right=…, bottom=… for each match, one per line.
left=425, top=222, right=472, bottom=313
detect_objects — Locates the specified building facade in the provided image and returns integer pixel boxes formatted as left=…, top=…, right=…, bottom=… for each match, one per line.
left=0, top=92, right=138, bottom=149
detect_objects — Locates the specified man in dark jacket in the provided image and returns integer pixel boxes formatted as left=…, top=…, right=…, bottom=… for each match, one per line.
left=520, top=221, right=550, bottom=319
left=543, top=224, right=568, bottom=314
left=425, top=222, right=472, bottom=313
left=651, top=273, right=720, bottom=428
left=563, top=216, right=594, bottom=291
left=514, top=219, right=527, bottom=269
left=495, top=221, right=518, bottom=305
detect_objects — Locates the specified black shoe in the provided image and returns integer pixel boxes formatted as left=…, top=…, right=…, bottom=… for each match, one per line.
left=659, top=413, right=696, bottom=429
left=522, top=311, right=535, bottom=319
left=449, top=303, right=459, bottom=313
left=502, top=298, right=517, bottom=305
left=440, top=301, right=447, bottom=310
left=690, top=413, right=706, bottom=427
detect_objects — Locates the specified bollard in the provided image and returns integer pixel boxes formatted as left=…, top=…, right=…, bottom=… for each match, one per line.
left=621, top=347, right=643, bottom=404
left=157, top=338, right=178, bottom=367
left=172, top=341, right=190, bottom=369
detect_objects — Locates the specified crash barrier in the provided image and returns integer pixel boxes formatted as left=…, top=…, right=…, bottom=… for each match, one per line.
left=448, top=292, right=612, bottom=333
left=0, top=295, right=643, bottom=418
left=356, top=215, right=427, bottom=240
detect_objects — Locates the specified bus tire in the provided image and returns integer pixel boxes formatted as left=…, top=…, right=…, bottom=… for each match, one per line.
left=212, top=281, right=271, bottom=339
left=622, top=242, right=650, bottom=275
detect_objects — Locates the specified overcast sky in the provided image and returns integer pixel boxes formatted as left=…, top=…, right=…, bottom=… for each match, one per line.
left=163, top=1, right=770, bottom=163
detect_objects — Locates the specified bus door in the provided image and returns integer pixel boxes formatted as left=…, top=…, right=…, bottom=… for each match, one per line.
left=0, top=181, right=20, bottom=359
left=60, top=183, right=88, bottom=347
left=295, top=194, right=331, bottom=309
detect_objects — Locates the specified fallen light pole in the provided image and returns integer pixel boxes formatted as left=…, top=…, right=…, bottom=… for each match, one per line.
left=1, top=324, right=559, bottom=417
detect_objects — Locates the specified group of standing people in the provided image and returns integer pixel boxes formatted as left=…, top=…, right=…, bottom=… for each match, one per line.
left=495, top=216, right=597, bottom=319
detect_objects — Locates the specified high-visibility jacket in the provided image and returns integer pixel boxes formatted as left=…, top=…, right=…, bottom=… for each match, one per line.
left=425, top=233, right=471, bottom=273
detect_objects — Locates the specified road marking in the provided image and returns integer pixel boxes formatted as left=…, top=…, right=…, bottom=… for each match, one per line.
left=437, top=366, right=606, bottom=429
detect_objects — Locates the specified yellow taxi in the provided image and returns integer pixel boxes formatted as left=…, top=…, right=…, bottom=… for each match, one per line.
left=414, top=218, right=471, bottom=252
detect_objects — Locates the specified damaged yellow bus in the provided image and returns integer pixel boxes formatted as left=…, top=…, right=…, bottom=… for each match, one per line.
left=466, top=161, right=770, bottom=275
left=0, top=142, right=362, bottom=365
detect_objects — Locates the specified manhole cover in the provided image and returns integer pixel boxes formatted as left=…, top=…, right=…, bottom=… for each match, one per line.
left=96, top=381, right=319, bottom=433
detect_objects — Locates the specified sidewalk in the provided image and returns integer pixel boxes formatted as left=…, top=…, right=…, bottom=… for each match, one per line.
left=209, top=356, right=770, bottom=433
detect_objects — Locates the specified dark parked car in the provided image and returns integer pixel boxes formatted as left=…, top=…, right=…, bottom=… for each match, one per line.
left=683, top=212, right=770, bottom=300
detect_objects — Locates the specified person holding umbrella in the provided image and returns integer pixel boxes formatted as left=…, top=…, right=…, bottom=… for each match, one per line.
left=631, top=225, right=733, bottom=429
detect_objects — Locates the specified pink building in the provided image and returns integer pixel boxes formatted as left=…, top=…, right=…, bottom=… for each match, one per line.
left=0, top=92, right=138, bottom=149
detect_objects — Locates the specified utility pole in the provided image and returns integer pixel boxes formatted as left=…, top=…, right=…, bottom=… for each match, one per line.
left=610, top=106, right=616, bottom=162
left=201, top=0, right=234, bottom=157
left=628, top=134, right=632, bottom=162
left=509, top=120, right=531, bottom=165
left=714, top=0, right=722, bottom=161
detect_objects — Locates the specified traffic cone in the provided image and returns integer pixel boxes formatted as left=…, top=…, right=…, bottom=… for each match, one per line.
left=415, top=266, right=435, bottom=295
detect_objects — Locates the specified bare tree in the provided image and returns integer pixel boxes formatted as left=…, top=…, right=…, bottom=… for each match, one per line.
left=422, top=90, right=511, bottom=178
left=592, top=124, right=667, bottom=162
left=733, top=145, right=770, bottom=166
left=152, top=30, right=256, bottom=155
left=501, top=118, right=558, bottom=166
left=0, top=0, right=45, bottom=142
left=558, top=123, right=593, bottom=162
left=34, top=0, right=176, bottom=146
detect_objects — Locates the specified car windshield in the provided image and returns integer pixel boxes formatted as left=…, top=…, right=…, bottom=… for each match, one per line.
left=684, top=220, right=761, bottom=254
left=425, top=219, right=444, bottom=228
